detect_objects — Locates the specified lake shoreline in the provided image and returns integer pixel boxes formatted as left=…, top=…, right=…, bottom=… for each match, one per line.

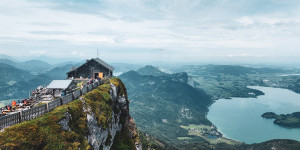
left=207, top=86, right=300, bottom=144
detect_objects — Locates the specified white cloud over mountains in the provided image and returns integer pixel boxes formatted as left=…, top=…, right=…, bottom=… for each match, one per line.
left=0, top=0, right=300, bottom=64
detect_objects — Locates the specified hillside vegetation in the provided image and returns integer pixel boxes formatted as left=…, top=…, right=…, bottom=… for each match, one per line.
left=0, top=63, right=34, bottom=84
left=120, top=65, right=300, bottom=149
left=262, top=112, right=300, bottom=128
left=120, top=66, right=223, bottom=147
left=170, top=65, right=298, bottom=99
left=0, top=78, right=141, bottom=150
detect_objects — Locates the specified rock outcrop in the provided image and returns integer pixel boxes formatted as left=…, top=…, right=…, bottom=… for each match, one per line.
left=0, top=77, right=141, bottom=150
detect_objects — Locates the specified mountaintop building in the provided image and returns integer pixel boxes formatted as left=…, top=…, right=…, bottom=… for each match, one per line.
left=67, top=58, right=114, bottom=79
left=47, top=80, right=76, bottom=97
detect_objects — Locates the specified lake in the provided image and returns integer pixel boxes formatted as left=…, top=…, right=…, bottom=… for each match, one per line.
left=207, top=86, right=300, bottom=144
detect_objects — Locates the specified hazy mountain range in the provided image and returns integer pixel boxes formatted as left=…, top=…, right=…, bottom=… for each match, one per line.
left=0, top=58, right=144, bottom=100
left=0, top=58, right=81, bottom=100
left=118, top=65, right=300, bottom=149
left=1, top=57, right=300, bottom=149
left=0, top=54, right=82, bottom=65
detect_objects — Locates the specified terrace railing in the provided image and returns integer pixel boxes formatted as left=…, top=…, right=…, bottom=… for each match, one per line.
left=0, top=113, right=20, bottom=130
left=0, top=81, right=103, bottom=130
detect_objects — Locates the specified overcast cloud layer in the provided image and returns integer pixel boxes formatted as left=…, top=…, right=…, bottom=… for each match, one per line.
left=0, top=0, right=300, bottom=64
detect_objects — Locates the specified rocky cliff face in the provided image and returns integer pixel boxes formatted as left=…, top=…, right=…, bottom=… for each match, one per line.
left=83, top=79, right=141, bottom=150
left=0, top=77, right=141, bottom=150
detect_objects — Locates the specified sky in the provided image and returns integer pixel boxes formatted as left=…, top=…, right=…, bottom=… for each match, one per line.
left=0, top=0, right=300, bottom=65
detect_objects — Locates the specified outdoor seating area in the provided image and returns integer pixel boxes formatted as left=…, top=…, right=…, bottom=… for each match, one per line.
left=0, top=78, right=102, bottom=118
left=0, top=56, right=112, bottom=130
left=0, top=85, right=54, bottom=116
left=0, top=77, right=104, bottom=130
left=0, top=99, right=35, bottom=116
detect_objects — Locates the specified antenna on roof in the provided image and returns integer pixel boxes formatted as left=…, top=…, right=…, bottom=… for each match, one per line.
left=97, top=49, right=99, bottom=58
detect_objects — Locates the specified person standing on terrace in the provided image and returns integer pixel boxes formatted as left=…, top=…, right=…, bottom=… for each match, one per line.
left=12, top=100, right=17, bottom=108
left=19, top=102, right=23, bottom=108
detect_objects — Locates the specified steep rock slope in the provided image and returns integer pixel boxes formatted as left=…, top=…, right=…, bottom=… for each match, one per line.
left=119, top=69, right=213, bottom=146
left=0, top=78, right=141, bottom=150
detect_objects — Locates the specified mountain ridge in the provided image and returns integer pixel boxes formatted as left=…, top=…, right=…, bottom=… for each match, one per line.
left=119, top=67, right=214, bottom=146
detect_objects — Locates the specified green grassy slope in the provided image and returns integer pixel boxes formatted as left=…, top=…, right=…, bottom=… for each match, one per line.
left=0, top=78, right=139, bottom=150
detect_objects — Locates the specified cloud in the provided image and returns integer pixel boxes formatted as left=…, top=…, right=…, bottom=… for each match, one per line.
left=71, top=51, right=87, bottom=58
left=31, top=22, right=68, bottom=27
left=237, top=16, right=254, bottom=26
left=29, top=50, right=47, bottom=55
left=0, top=0, right=300, bottom=64
left=29, top=31, right=73, bottom=35
left=227, top=54, right=264, bottom=58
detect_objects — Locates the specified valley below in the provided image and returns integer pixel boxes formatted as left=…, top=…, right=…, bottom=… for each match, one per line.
left=1, top=60, right=300, bottom=149
left=119, top=64, right=300, bottom=149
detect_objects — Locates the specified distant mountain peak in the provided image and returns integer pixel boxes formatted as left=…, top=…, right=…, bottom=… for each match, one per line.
left=136, top=65, right=168, bottom=77
left=119, top=70, right=141, bottom=79
left=25, top=59, right=49, bottom=63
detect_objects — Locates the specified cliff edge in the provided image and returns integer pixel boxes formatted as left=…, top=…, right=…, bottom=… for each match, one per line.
left=0, top=77, right=141, bottom=150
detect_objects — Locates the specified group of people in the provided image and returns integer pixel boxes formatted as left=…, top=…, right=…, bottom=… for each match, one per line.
left=0, top=86, right=45, bottom=116
left=80, top=77, right=101, bottom=90
left=0, top=78, right=103, bottom=117
left=0, top=85, right=54, bottom=116
left=0, top=99, right=33, bottom=116
left=31, top=86, right=50, bottom=102
left=89, top=77, right=100, bottom=85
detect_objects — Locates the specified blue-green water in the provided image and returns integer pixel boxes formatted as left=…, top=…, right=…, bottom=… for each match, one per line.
left=207, top=86, right=300, bottom=144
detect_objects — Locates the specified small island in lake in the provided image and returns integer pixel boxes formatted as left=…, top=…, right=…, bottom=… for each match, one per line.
left=261, top=112, right=300, bottom=128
